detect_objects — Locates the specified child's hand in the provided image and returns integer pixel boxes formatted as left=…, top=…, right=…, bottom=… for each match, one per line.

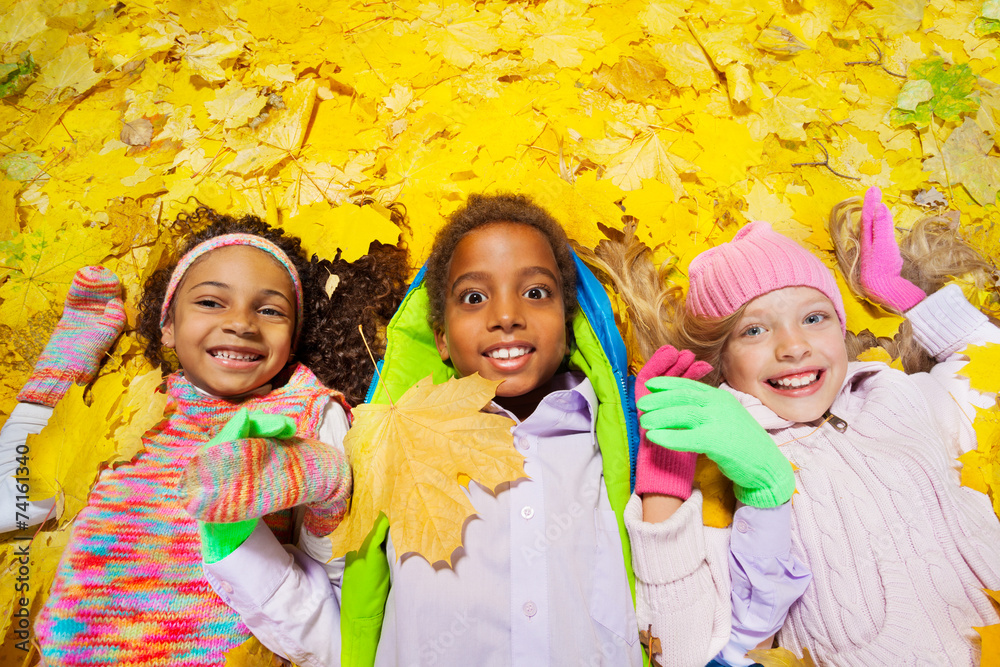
left=633, top=346, right=713, bottom=499
left=859, top=187, right=926, bottom=312
left=638, top=377, right=795, bottom=508
left=17, top=266, right=126, bottom=407
left=183, top=408, right=352, bottom=563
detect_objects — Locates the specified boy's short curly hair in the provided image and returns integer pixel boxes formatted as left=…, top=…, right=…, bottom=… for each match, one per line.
left=136, top=207, right=408, bottom=405
left=424, top=193, right=578, bottom=332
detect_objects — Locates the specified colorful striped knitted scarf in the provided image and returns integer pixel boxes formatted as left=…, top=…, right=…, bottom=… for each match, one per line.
left=36, top=364, right=338, bottom=666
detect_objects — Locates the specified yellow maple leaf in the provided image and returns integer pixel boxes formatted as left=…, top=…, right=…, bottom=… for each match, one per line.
left=923, top=120, right=1000, bottom=207
left=226, top=79, right=317, bottom=176
left=108, top=367, right=169, bottom=464
left=695, top=456, right=736, bottom=528
left=0, top=225, right=113, bottom=330
left=520, top=4, right=604, bottom=69
left=958, top=344, right=1000, bottom=395
left=224, top=636, right=283, bottom=666
left=975, top=619, right=1000, bottom=667
left=747, top=646, right=817, bottom=666
left=602, top=131, right=691, bottom=196
left=835, top=272, right=905, bottom=339
left=860, top=0, right=926, bottom=37
left=328, top=374, right=523, bottom=566
left=639, top=0, right=693, bottom=36
left=283, top=201, right=401, bottom=263
left=0, top=525, right=72, bottom=646
left=690, top=116, right=762, bottom=187
left=419, top=4, right=501, bottom=69
left=236, top=2, right=319, bottom=43
left=37, top=42, right=103, bottom=99
left=855, top=346, right=904, bottom=371
left=652, top=40, right=717, bottom=90
left=205, top=82, right=268, bottom=130
left=181, top=35, right=245, bottom=83
left=687, top=16, right=753, bottom=70
left=746, top=85, right=821, bottom=142
left=0, top=0, right=47, bottom=49
left=746, top=181, right=794, bottom=223
left=26, top=381, right=121, bottom=524
left=958, top=406, right=1000, bottom=518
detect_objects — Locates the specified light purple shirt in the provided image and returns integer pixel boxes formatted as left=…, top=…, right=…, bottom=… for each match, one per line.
left=721, top=502, right=812, bottom=665
left=376, top=371, right=642, bottom=665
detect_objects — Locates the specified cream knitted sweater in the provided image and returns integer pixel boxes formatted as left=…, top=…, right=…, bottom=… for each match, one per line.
left=727, top=285, right=1000, bottom=666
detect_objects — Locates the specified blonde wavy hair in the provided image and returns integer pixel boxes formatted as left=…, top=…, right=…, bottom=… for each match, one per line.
left=574, top=221, right=741, bottom=387
left=579, top=197, right=998, bottom=381
left=830, top=196, right=997, bottom=372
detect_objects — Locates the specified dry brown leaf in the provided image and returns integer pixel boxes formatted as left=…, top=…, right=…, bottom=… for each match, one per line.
left=329, top=374, right=522, bottom=566
left=638, top=624, right=663, bottom=667
left=120, top=119, right=153, bottom=147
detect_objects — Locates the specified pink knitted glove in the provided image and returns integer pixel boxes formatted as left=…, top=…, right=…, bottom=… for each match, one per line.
left=859, top=187, right=926, bottom=312
left=17, top=266, right=126, bottom=407
left=634, top=345, right=713, bottom=499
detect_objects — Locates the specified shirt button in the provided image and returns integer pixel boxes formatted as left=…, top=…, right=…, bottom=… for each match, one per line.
left=735, top=519, right=749, bottom=533
left=515, top=436, right=530, bottom=451
left=521, top=506, right=534, bottom=519
left=522, top=601, right=537, bottom=617
left=220, top=581, right=234, bottom=594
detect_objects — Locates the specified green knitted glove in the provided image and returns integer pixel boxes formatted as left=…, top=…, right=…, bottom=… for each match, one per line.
left=197, top=409, right=296, bottom=564
left=637, top=377, right=795, bottom=508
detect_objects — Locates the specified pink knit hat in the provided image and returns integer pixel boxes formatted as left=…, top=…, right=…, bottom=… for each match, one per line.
left=686, top=221, right=846, bottom=333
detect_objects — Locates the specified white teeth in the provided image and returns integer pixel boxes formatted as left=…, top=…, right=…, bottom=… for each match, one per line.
left=488, top=347, right=529, bottom=360
left=213, top=351, right=260, bottom=361
left=772, top=372, right=818, bottom=388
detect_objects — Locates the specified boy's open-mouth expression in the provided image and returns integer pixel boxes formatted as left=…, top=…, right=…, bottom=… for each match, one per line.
left=435, top=222, right=567, bottom=399
left=161, top=245, right=295, bottom=397
left=721, top=286, right=848, bottom=423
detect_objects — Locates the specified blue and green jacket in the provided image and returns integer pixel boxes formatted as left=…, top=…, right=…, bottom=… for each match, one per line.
left=338, top=251, right=640, bottom=665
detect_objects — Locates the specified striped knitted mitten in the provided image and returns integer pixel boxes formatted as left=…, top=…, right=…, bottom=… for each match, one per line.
left=182, top=409, right=352, bottom=546
left=18, top=266, right=126, bottom=407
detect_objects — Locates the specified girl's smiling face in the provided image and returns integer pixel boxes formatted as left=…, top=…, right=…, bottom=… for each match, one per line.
left=721, top=286, right=848, bottom=423
left=434, top=222, right=568, bottom=401
left=161, top=245, right=296, bottom=397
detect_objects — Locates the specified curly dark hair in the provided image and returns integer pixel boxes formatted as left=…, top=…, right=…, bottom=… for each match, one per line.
left=423, top=193, right=578, bottom=332
left=136, top=207, right=409, bottom=405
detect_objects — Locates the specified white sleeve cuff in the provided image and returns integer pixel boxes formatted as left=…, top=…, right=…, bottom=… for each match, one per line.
left=205, top=520, right=295, bottom=608
left=0, top=403, right=56, bottom=533
left=626, top=490, right=709, bottom=584
left=907, top=285, right=990, bottom=360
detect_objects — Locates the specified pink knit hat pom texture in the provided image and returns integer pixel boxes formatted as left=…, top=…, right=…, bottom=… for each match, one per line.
left=686, top=221, right=846, bottom=333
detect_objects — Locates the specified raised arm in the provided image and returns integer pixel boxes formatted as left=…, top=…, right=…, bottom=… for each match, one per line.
left=2, top=266, right=125, bottom=533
